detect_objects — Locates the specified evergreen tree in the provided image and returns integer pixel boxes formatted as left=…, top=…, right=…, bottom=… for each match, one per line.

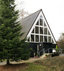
left=0, top=0, right=30, bottom=65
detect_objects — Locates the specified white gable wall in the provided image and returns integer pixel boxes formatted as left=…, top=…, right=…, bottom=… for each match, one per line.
left=26, top=11, right=56, bottom=44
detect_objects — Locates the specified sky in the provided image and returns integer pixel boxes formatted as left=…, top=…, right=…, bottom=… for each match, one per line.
left=15, top=0, right=64, bottom=41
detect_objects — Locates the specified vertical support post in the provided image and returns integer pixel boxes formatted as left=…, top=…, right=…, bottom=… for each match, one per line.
left=61, top=49, right=62, bottom=54
left=39, top=52, right=40, bottom=57
left=48, top=48, right=49, bottom=53
left=39, top=19, right=40, bottom=42
left=37, top=44, right=39, bottom=55
left=43, top=49, right=45, bottom=54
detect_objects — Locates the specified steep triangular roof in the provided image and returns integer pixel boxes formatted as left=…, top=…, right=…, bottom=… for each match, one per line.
left=20, top=9, right=41, bottom=39
left=20, top=9, right=56, bottom=44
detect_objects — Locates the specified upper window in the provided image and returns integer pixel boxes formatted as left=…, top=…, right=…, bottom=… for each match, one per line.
left=40, top=15, right=43, bottom=18
left=35, top=26, right=39, bottom=33
left=36, top=21, right=39, bottom=25
left=44, top=22, right=46, bottom=26
left=40, top=19, right=43, bottom=26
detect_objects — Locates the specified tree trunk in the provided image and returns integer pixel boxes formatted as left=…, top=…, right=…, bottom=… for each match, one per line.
left=7, top=59, right=10, bottom=65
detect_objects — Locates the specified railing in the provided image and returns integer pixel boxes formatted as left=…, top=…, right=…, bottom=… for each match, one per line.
left=59, top=48, right=64, bottom=54
left=39, top=48, right=54, bottom=56
left=39, top=48, right=64, bottom=56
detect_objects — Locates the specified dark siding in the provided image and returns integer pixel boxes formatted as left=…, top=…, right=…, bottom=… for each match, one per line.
left=27, top=43, right=37, bottom=57
left=27, top=42, right=56, bottom=57
left=43, top=42, right=52, bottom=53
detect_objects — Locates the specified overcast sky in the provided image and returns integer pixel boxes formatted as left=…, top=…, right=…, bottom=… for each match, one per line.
left=15, top=0, right=64, bottom=41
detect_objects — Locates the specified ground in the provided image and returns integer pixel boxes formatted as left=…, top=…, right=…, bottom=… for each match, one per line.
left=0, top=58, right=43, bottom=71
left=0, top=63, right=28, bottom=71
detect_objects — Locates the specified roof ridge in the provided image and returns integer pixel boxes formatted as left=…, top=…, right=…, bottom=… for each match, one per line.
left=20, top=9, right=42, bottom=21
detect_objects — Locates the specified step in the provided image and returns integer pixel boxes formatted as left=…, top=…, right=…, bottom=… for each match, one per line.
left=40, top=53, right=52, bottom=58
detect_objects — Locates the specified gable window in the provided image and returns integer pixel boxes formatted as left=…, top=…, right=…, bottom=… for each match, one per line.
left=35, top=26, right=39, bottom=34
left=48, top=36, right=51, bottom=42
left=40, top=36, right=43, bottom=42
left=44, top=36, right=47, bottom=42
left=44, top=28, right=47, bottom=35
left=48, top=30, right=50, bottom=35
left=40, top=27, right=43, bottom=34
left=40, top=19, right=43, bottom=26
left=35, top=35, right=39, bottom=42
left=36, top=21, right=39, bottom=25
left=44, top=22, right=46, bottom=26
left=31, top=35, right=34, bottom=42
left=32, top=29, right=34, bottom=33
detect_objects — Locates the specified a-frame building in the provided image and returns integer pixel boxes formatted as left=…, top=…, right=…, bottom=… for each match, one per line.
left=20, top=9, right=56, bottom=57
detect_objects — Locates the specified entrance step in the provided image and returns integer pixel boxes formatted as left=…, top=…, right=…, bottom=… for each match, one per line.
left=40, top=53, right=52, bottom=58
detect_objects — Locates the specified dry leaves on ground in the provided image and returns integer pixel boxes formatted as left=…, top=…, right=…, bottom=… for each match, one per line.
left=0, top=63, right=28, bottom=71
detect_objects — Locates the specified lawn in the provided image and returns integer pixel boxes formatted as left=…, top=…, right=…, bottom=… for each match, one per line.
left=0, top=56, right=64, bottom=71
left=21, top=56, right=64, bottom=71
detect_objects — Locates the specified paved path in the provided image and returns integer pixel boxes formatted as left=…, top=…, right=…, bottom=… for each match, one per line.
left=59, top=54, right=64, bottom=56
left=0, top=61, right=6, bottom=65
left=0, top=58, right=44, bottom=65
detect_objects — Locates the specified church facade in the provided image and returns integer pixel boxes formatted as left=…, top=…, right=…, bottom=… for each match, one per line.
left=20, top=9, right=56, bottom=57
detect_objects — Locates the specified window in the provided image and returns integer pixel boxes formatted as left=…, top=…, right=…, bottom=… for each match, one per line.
left=40, top=27, right=43, bottom=34
left=31, top=35, right=34, bottom=42
left=44, top=36, right=47, bottom=42
left=49, top=36, right=51, bottom=42
left=44, top=22, right=46, bottom=26
left=48, top=30, right=50, bottom=35
left=35, top=35, right=39, bottom=42
left=44, top=28, right=47, bottom=34
left=35, top=27, right=39, bottom=33
left=36, top=21, right=39, bottom=25
left=40, top=19, right=43, bottom=26
left=40, top=36, right=43, bottom=42
left=32, top=29, right=34, bottom=33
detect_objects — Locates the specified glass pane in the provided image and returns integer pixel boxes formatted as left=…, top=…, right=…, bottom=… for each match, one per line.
left=36, top=21, right=39, bottom=25
left=44, top=22, right=46, bottom=26
left=32, top=29, right=34, bottom=33
left=40, top=36, right=43, bottom=42
left=40, top=19, right=43, bottom=26
left=48, top=30, right=50, bottom=35
left=44, top=28, right=47, bottom=34
left=44, top=36, right=47, bottom=42
left=31, top=35, right=34, bottom=42
left=40, top=27, right=43, bottom=34
left=35, top=35, right=39, bottom=42
left=49, top=37, right=51, bottom=42
left=35, top=27, right=39, bottom=33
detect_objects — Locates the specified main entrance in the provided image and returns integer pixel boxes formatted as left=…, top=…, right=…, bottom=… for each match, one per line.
left=37, top=42, right=56, bottom=56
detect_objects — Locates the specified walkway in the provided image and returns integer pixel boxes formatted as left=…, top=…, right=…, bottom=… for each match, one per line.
left=0, top=57, right=44, bottom=65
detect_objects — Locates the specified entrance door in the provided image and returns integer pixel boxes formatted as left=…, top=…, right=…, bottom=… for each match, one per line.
left=37, top=43, right=43, bottom=56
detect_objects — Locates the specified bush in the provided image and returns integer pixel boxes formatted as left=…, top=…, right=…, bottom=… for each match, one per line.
left=51, top=52, right=60, bottom=57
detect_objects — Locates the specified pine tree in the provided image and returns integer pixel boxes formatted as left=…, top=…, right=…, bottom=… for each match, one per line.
left=0, top=0, right=30, bottom=65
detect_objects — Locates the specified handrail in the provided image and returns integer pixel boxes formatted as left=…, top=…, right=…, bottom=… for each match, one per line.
left=39, top=48, right=54, bottom=56
left=39, top=48, right=64, bottom=56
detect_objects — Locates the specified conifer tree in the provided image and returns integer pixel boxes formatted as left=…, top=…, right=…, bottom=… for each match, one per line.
left=0, top=0, right=30, bottom=65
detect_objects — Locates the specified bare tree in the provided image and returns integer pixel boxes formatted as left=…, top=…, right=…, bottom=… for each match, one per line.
left=20, top=9, right=29, bottom=19
left=57, top=33, right=64, bottom=49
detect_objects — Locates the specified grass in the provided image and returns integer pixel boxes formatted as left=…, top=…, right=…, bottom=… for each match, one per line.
left=21, top=56, right=64, bottom=71
left=21, top=63, right=47, bottom=71
left=35, top=56, right=64, bottom=71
